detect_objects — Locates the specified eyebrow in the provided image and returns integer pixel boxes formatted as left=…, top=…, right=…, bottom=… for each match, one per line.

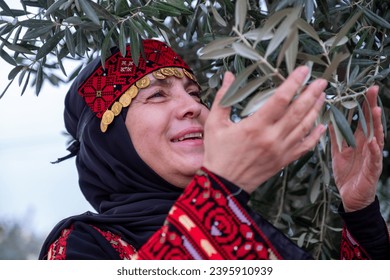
left=149, top=77, right=198, bottom=89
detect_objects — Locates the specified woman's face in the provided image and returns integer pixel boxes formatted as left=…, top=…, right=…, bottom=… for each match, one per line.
left=125, top=73, right=209, bottom=188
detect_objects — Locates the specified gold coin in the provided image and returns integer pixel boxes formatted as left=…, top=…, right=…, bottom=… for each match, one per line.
left=119, top=92, right=132, bottom=107
left=183, top=68, right=196, bottom=82
left=161, top=67, right=175, bottom=76
left=153, top=70, right=166, bottom=80
left=111, top=101, right=123, bottom=116
left=102, top=110, right=115, bottom=125
left=136, top=76, right=150, bottom=89
left=100, top=121, right=108, bottom=133
left=173, top=68, right=184, bottom=78
left=126, top=85, right=139, bottom=99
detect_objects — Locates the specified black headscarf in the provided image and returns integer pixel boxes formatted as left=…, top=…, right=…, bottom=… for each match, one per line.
left=39, top=41, right=191, bottom=258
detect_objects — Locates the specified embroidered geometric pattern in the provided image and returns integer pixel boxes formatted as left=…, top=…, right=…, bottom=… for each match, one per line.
left=340, top=226, right=369, bottom=260
left=92, top=226, right=137, bottom=260
left=135, top=168, right=282, bottom=260
left=46, top=225, right=136, bottom=260
left=47, top=227, right=72, bottom=260
left=46, top=169, right=372, bottom=260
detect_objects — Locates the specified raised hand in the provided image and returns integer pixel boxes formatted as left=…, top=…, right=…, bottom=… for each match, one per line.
left=330, top=86, right=384, bottom=212
left=203, top=66, right=327, bottom=194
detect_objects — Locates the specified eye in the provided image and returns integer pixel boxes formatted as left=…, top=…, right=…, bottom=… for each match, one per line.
left=188, top=90, right=201, bottom=102
left=147, top=90, right=165, bottom=100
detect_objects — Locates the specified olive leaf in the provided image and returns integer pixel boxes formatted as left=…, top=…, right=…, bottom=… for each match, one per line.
left=232, top=42, right=262, bottom=61
left=329, top=104, right=356, bottom=149
left=7, top=65, right=24, bottom=80
left=198, top=37, right=237, bottom=55
left=44, top=0, right=68, bottom=17
left=35, top=62, right=43, bottom=96
left=199, top=48, right=236, bottom=60
left=241, top=88, right=276, bottom=117
left=36, top=30, right=65, bottom=61
left=211, top=6, right=227, bottom=27
left=0, top=49, right=17, bottom=66
left=119, top=22, right=127, bottom=57
left=362, top=6, right=390, bottom=29
left=310, top=177, right=321, bottom=203
left=128, top=23, right=141, bottom=66
left=221, top=75, right=269, bottom=107
left=277, top=26, right=298, bottom=74
left=329, top=9, right=363, bottom=49
left=295, top=18, right=321, bottom=42
left=78, top=0, right=100, bottom=26
left=321, top=51, right=350, bottom=81
left=65, top=28, right=76, bottom=57
left=0, top=0, right=14, bottom=16
left=252, top=8, right=293, bottom=44
left=265, top=6, right=301, bottom=58
left=219, top=62, right=260, bottom=107
left=357, top=102, right=368, bottom=137
left=235, top=0, right=247, bottom=33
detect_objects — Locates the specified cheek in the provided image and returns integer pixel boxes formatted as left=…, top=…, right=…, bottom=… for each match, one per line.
left=125, top=108, right=169, bottom=159
left=201, top=107, right=210, bottom=122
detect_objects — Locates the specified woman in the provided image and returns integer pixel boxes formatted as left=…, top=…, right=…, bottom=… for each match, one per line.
left=39, top=39, right=389, bottom=260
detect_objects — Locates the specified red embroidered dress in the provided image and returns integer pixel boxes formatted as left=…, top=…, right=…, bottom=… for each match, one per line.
left=45, top=168, right=388, bottom=260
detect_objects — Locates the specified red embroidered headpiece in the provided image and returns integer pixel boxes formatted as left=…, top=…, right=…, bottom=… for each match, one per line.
left=78, top=39, right=197, bottom=132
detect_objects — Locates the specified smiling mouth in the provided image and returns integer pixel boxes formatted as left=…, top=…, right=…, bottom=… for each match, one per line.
left=172, top=132, right=203, bottom=142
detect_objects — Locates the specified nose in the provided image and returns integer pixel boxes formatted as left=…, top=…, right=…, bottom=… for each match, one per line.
left=176, top=92, right=203, bottom=120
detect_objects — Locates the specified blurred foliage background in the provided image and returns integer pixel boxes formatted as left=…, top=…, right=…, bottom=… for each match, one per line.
left=0, top=0, right=390, bottom=259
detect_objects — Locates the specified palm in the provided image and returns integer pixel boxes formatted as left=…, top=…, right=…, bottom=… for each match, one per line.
left=330, top=87, right=384, bottom=212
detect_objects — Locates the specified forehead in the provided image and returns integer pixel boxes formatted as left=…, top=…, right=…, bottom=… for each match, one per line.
left=145, top=72, right=199, bottom=88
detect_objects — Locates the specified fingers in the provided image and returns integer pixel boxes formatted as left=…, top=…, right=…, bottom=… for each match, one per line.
left=258, top=68, right=327, bottom=152
left=292, top=124, right=326, bottom=159
left=208, top=71, right=235, bottom=123
left=256, top=66, right=310, bottom=122
left=251, top=65, right=326, bottom=143
left=365, top=85, right=379, bottom=109
left=367, top=137, right=383, bottom=173
left=362, top=85, right=384, bottom=149
left=279, top=80, right=326, bottom=138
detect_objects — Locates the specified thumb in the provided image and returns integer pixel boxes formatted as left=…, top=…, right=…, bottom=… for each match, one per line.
left=209, top=71, right=235, bottom=120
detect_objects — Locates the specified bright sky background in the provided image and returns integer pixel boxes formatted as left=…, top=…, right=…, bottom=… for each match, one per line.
left=0, top=1, right=94, bottom=238
left=0, top=58, right=93, bottom=237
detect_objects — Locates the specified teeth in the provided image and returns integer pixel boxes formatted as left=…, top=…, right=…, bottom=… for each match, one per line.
left=174, top=132, right=203, bottom=142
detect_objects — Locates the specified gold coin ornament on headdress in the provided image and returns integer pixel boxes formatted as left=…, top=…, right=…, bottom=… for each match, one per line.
left=102, top=110, right=115, bottom=125
left=99, top=67, right=198, bottom=133
left=135, top=76, right=151, bottom=89
left=161, top=67, right=175, bottom=76
left=111, top=102, right=123, bottom=116
left=152, top=70, right=166, bottom=80
left=119, top=91, right=132, bottom=107
left=127, top=85, right=139, bottom=98
left=173, top=68, right=184, bottom=78
left=100, top=121, right=108, bottom=133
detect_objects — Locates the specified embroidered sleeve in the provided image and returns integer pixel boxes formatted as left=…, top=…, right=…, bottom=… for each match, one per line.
left=47, top=227, right=72, bottom=260
left=340, top=226, right=371, bottom=259
left=46, top=223, right=137, bottom=260
left=92, top=226, right=137, bottom=260
left=339, top=197, right=390, bottom=260
left=135, top=167, right=306, bottom=260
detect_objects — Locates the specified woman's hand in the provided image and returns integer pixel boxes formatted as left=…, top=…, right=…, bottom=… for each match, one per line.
left=330, top=86, right=384, bottom=212
left=203, top=66, right=327, bottom=194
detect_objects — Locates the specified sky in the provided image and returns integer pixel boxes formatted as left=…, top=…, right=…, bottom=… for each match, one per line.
left=0, top=60, right=93, bottom=237
left=0, top=1, right=94, bottom=238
